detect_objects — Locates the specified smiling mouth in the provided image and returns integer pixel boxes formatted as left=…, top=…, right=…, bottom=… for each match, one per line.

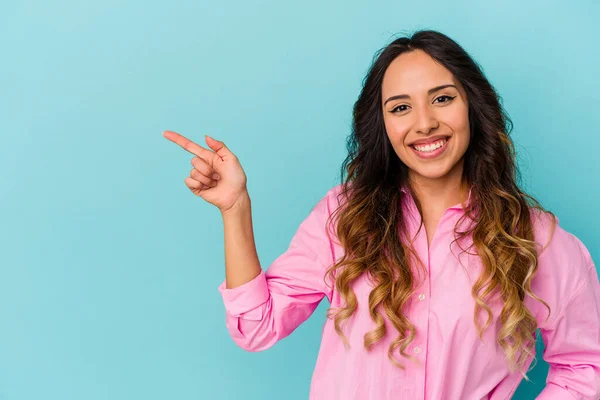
left=410, top=137, right=449, bottom=152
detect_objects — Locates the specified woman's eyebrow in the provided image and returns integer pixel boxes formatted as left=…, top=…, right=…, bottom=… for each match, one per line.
left=384, top=84, right=457, bottom=105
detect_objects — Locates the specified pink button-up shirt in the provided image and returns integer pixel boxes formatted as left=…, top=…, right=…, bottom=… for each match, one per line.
left=218, top=184, right=600, bottom=399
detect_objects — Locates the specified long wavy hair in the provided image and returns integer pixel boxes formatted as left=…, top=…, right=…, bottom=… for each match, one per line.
left=323, top=29, right=557, bottom=381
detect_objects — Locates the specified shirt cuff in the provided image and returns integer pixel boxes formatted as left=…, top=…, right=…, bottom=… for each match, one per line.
left=535, top=382, right=577, bottom=399
left=217, top=270, right=269, bottom=318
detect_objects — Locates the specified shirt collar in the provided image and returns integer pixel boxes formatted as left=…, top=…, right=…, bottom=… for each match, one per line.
left=400, top=183, right=474, bottom=210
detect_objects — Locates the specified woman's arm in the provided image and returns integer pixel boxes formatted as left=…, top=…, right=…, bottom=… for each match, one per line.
left=536, top=245, right=600, bottom=399
left=218, top=189, right=336, bottom=352
left=221, top=191, right=262, bottom=289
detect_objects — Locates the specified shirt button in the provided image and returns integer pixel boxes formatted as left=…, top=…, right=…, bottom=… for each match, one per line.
left=418, top=293, right=425, bottom=301
left=414, top=346, right=421, bottom=354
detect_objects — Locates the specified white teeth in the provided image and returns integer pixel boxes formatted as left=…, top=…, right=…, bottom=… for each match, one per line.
left=414, top=138, right=447, bottom=152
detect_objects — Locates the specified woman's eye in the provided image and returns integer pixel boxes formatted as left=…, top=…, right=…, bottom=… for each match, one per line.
left=391, top=95, right=456, bottom=113
left=391, top=105, right=408, bottom=113
left=434, top=95, right=456, bottom=104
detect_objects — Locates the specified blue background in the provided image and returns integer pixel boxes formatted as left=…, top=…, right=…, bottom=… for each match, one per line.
left=1, top=0, right=598, bottom=399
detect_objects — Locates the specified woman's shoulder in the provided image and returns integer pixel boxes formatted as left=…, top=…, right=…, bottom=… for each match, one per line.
left=527, top=207, right=595, bottom=323
left=529, top=207, right=592, bottom=267
left=324, top=183, right=346, bottom=203
left=311, top=183, right=346, bottom=215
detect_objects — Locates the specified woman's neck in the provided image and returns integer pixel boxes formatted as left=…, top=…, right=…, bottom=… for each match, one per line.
left=408, top=166, right=469, bottom=213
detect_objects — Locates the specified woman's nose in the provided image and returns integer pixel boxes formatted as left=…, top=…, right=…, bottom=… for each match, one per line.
left=414, top=106, right=439, bottom=134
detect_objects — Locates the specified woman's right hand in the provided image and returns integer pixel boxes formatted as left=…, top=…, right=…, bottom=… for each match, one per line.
left=163, top=130, right=249, bottom=213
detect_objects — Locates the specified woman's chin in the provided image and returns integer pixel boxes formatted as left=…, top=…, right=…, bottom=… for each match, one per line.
left=409, top=165, right=454, bottom=180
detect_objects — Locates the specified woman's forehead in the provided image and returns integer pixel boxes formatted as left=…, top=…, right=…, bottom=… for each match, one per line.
left=383, top=52, right=456, bottom=92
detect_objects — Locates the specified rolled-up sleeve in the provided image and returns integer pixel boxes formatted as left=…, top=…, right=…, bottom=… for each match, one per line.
left=536, top=245, right=600, bottom=399
left=217, top=190, right=336, bottom=352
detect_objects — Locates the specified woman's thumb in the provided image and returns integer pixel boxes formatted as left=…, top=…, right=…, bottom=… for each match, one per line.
left=205, top=135, right=232, bottom=157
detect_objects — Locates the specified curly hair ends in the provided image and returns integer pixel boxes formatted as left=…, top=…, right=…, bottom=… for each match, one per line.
left=323, top=29, right=558, bottom=382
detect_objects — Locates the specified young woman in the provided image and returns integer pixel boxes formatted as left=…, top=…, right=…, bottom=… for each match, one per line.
left=163, top=30, right=600, bottom=399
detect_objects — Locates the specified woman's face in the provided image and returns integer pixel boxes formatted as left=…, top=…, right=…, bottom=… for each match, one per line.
left=381, top=49, right=470, bottom=184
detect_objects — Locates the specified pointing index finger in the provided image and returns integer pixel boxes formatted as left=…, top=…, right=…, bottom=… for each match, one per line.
left=163, top=130, right=213, bottom=161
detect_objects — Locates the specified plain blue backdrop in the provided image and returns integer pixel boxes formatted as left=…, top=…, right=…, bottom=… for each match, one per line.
left=1, top=0, right=598, bottom=399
